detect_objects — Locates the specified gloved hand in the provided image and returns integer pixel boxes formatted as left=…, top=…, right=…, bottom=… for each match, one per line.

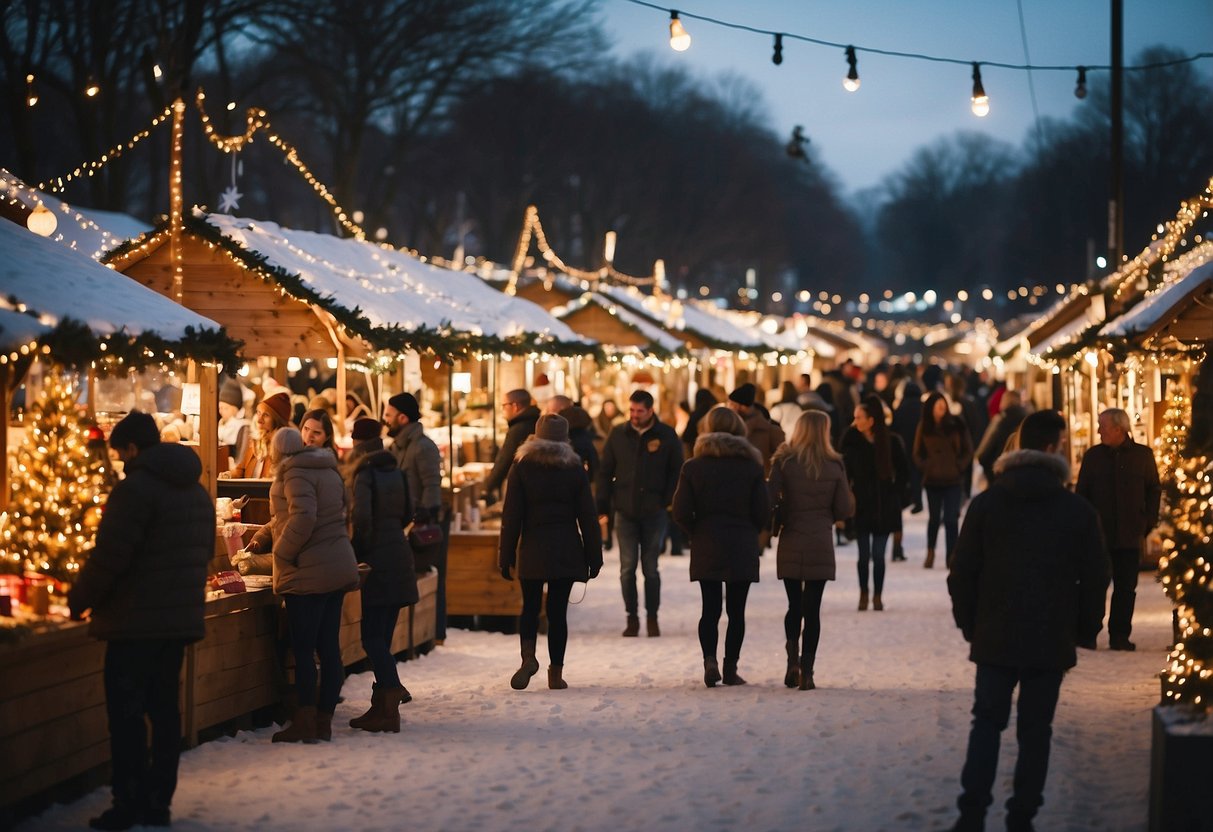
left=500, top=565, right=512, bottom=581
left=588, top=564, right=601, bottom=580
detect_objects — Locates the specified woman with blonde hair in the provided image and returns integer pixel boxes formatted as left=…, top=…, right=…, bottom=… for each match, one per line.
left=226, top=391, right=292, bottom=478
left=673, top=406, right=770, bottom=688
left=768, top=410, right=855, bottom=690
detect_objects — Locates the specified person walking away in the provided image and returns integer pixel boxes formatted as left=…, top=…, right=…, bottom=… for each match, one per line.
left=947, top=409, right=1109, bottom=832
left=890, top=380, right=924, bottom=561
left=726, top=382, right=786, bottom=474
left=597, top=390, right=684, bottom=637
left=268, top=427, right=360, bottom=743
left=975, top=391, right=1027, bottom=488
left=672, top=407, right=770, bottom=687
left=68, top=412, right=213, bottom=831
left=345, top=418, right=417, bottom=732
left=769, top=381, right=805, bottom=438
left=841, top=395, right=909, bottom=611
left=483, top=388, right=541, bottom=501
left=383, top=392, right=447, bottom=643
left=914, top=391, right=974, bottom=569
left=499, top=414, right=603, bottom=689
left=1075, top=407, right=1161, bottom=651
left=948, top=372, right=988, bottom=500
left=768, top=410, right=855, bottom=690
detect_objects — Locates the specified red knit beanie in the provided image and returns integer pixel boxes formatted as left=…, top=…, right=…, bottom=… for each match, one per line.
left=259, top=391, right=291, bottom=425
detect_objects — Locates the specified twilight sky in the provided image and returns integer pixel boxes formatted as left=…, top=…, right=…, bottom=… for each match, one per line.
left=600, top=0, right=1213, bottom=195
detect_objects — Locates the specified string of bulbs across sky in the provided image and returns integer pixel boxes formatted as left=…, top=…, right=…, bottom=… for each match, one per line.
left=630, top=0, right=1213, bottom=117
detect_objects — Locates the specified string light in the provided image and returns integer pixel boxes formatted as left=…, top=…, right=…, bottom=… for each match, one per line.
left=844, top=46, right=860, bottom=92
left=26, top=203, right=57, bottom=237
left=35, top=105, right=173, bottom=193
left=772, top=33, right=783, bottom=66
left=25, top=74, right=37, bottom=107
left=84, top=77, right=100, bottom=98
left=1074, top=66, right=1088, bottom=99
left=970, top=63, right=990, bottom=117
left=668, top=10, right=691, bottom=52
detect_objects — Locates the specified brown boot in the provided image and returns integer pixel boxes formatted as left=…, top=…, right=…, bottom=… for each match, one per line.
left=722, top=657, right=747, bottom=686
left=548, top=665, right=568, bottom=690
left=784, top=639, right=800, bottom=688
left=798, top=669, right=816, bottom=691
left=924, top=548, right=935, bottom=569
left=622, top=615, right=640, bottom=637
left=646, top=615, right=661, bottom=637
left=272, top=705, right=319, bottom=743
left=359, top=686, right=404, bottom=733
left=873, top=594, right=884, bottom=611
left=349, top=686, right=382, bottom=729
left=858, top=590, right=869, bottom=611
left=510, top=639, right=540, bottom=690
left=703, top=657, right=721, bottom=688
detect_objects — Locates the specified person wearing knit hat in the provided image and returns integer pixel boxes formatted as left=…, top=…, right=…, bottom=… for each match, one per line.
left=499, top=412, right=602, bottom=691
left=223, top=392, right=292, bottom=478
left=727, top=383, right=786, bottom=475
left=387, top=392, right=421, bottom=424
left=728, top=383, right=757, bottom=408
left=351, top=417, right=382, bottom=444
left=218, top=377, right=250, bottom=472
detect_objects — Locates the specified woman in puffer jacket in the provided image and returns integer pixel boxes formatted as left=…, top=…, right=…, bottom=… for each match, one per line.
left=267, top=427, right=359, bottom=744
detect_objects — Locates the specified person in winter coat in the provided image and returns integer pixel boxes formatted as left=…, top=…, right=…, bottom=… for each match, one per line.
left=727, top=382, right=786, bottom=474
left=890, top=380, right=924, bottom=561
left=1075, top=407, right=1161, bottom=651
left=545, top=395, right=600, bottom=481
left=841, top=395, right=909, bottom=612
left=217, top=376, right=250, bottom=472
left=680, top=388, right=718, bottom=458
left=68, top=412, right=214, bottom=831
left=484, top=388, right=541, bottom=499
left=499, top=414, right=603, bottom=690
left=768, top=410, right=855, bottom=691
left=267, top=427, right=360, bottom=744
left=913, top=391, right=974, bottom=569
left=769, top=381, right=805, bottom=438
left=947, top=409, right=1109, bottom=832
left=593, top=400, right=625, bottom=456
left=344, top=419, right=418, bottom=732
left=597, top=390, right=684, bottom=637
left=672, top=406, right=770, bottom=688
left=975, top=391, right=1027, bottom=486
left=224, top=390, right=292, bottom=479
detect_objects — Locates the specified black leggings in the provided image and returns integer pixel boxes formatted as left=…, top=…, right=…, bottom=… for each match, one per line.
left=698, top=581, right=751, bottom=661
left=520, top=578, right=575, bottom=665
left=783, top=579, right=827, bottom=667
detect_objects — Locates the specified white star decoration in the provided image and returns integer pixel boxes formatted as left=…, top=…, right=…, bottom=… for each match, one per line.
left=219, top=185, right=243, bottom=212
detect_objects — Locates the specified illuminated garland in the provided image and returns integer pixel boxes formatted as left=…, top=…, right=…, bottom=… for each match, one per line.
left=1112, top=178, right=1213, bottom=303
left=507, top=205, right=657, bottom=295
left=35, top=106, right=174, bottom=193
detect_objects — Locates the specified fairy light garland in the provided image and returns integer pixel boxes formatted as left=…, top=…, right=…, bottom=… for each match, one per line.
left=35, top=106, right=173, bottom=194
left=1112, top=178, right=1213, bottom=304
left=1, top=175, right=133, bottom=259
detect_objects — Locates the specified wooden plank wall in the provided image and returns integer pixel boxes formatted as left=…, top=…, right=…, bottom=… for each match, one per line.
left=446, top=531, right=524, bottom=617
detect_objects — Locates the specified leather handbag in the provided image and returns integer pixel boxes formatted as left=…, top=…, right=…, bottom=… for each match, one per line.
left=408, top=522, right=444, bottom=548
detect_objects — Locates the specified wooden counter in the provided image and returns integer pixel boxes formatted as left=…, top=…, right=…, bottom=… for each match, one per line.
left=445, top=529, right=524, bottom=617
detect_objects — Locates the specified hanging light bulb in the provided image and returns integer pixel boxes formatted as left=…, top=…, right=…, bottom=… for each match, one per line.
left=1074, top=66, right=1088, bottom=99
left=27, top=203, right=58, bottom=237
left=772, top=33, right=783, bottom=66
left=970, top=63, right=989, bottom=117
left=84, top=76, right=100, bottom=97
left=25, top=74, right=37, bottom=107
left=668, top=10, right=691, bottom=52
left=152, top=63, right=162, bottom=79
left=843, top=46, right=860, bottom=92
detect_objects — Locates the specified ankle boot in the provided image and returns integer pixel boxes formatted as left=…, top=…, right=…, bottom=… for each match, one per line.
left=272, top=705, right=319, bottom=743
left=359, top=686, right=404, bottom=732
left=510, top=639, right=540, bottom=690
left=703, top=657, right=721, bottom=688
left=784, top=639, right=800, bottom=688
left=722, top=657, right=747, bottom=686
left=858, top=589, right=869, bottom=611
left=646, top=615, right=661, bottom=637
left=316, top=709, right=333, bottom=741
left=349, top=685, right=381, bottom=729
left=798, top=656, right=816, bottom=690
left=622, top=615, right=640, bottom=637
left=924, top=548, right=936, bottom=569
left=872, top=593, right=884, bottom=611
left=548, top=665, right=568, bottom=690
left=892, top=541, right=906, bottom=561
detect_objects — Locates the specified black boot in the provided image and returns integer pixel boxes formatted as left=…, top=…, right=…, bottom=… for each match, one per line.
left=799, top=654, right=816, bottom=690
left=722, top=657, right=747, bottom=686
left=89, top=805, right=139, bottom=831
left=622, top=615, right=640, bottom=637
left=783, top=639, right=800, bottom=688
left=703, top=657, right=721, bottom=688
left=510, top=639, right=540, bottom=689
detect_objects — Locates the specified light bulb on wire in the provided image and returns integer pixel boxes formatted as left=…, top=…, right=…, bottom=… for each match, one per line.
left=970, top=63, right=989, bottom=117
left=669, top=10, right=691, bottom=52
left=1074, top=66, right=1088, bottom=99
left=84, top=76, right=100, bottom=98
left=772, top=33, right=783, bottom=66
left=844, top=46, right=860, bottom=92
left=25, top=74, right=37, bottom=107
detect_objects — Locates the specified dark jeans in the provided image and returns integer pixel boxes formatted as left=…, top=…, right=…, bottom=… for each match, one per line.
left=520, top=579, right=574, bottom=665
left=783, top=579, right=827, bottom=669
left=855, top=530, right=889, bottom=595
left=103, top=639, right=187, bottom=814
left=284, top=591, right=345, bottom=712
left=698, top=581, right=751, bottom=661
left=616, top=510, right=667, bottom=616
left=1108, top=546, right=1141, bottom=641
left=958, top=664, right=1065, bottom=825
left=926, top=483, right=964, bottom=557
left=361, top=603, right=402, bottom=688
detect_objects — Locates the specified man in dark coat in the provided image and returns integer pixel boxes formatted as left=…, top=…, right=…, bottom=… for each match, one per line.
left=947, top=409, right=1109, bottom=832
left=974, top=391, right=1027, bottom=485
left=68, top=411, right=214, bottom=831
left=596, top=389, right=684, bottom=637
left=545, top=395, right=599, bottom=481
left=1075, top=407, right=1162, bottom=651
left=484, top=388, right=540, bottom=499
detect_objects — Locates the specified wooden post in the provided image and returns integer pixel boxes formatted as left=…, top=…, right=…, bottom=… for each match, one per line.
left=169, top=98, right=186, bottom=303
left=197, top=363, right=218, bottom=498
left=335, top=344, right=346, bottom=436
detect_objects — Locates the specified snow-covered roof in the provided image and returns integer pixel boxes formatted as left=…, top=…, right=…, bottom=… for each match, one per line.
left=593, top=284, right=766, bottom=350
left=0, top=219, right=223, bottom=341
left=1032, top=311, right=1097, bottom=357
left=554, top=292, right=686, bottom=353
left=197, top=212, right=589, bottom=351
left=702, top=306, right=837, bottom=357
left=1, top=169, right=151, bottom=261
left=1102, top=259, right=1213, bottom=338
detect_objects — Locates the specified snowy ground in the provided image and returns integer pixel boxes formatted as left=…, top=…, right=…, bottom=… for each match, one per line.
left=23, top=508, right=1170, bottom=832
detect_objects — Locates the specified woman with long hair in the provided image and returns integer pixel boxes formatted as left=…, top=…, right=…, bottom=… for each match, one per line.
left=681, top=388, right=719, bottom=457
left=841, top=395, right=909, bottom=611
left=299, top=408, right=337, bottom=457
left=768, top=410, right=855, bottom=690
left=673, top=407, right=770, bottom=687
left=226, top=391, right=292, bottom=478
left=913, top=391, right=973, bottom=568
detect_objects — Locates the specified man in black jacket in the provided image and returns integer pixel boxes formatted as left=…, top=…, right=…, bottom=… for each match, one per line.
left=69, top=412, right=215, bottom=831
left=1075, top=407, right=1162, bottom=652
left=947, top=409, right=1109, bottom=832
left=596, top=390, right=684, bottom=637
left=484, top=388, right=540, bottom=500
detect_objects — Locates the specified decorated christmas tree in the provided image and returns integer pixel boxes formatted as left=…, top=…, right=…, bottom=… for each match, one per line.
left=1, top=368, right=110, bottom=583
left=1157, top=364, right=1213, bottom=712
